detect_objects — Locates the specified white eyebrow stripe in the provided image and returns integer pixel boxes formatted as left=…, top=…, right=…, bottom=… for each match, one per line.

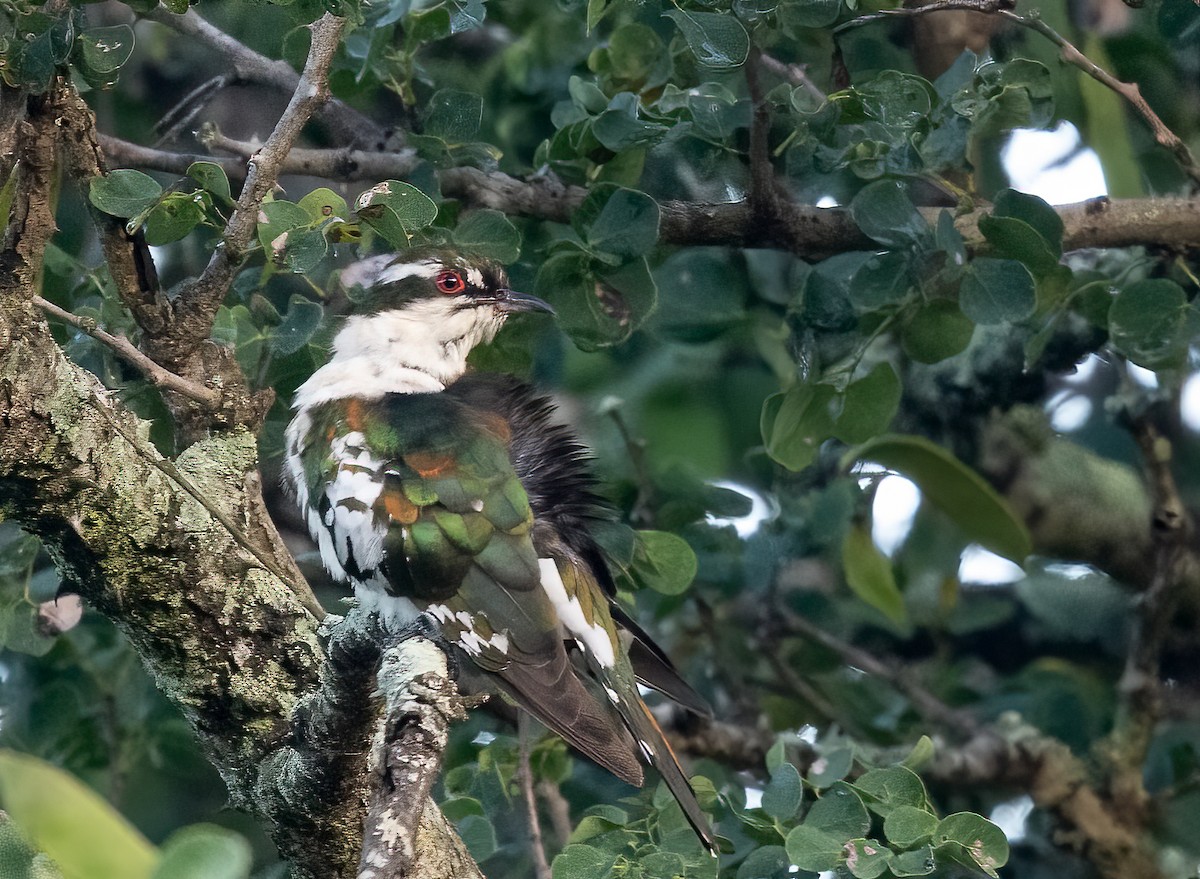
left=377, top=260, right=440, bottom=284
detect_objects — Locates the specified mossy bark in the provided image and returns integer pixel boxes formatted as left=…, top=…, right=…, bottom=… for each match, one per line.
left=0, top=82, right=478, bottom=879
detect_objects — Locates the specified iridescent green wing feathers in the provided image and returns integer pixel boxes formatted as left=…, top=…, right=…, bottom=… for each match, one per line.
left=301, top=392, right=645, bottom=786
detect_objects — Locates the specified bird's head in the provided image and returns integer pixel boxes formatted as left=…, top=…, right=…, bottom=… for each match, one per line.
left=328, top=249, right=553, bottom=386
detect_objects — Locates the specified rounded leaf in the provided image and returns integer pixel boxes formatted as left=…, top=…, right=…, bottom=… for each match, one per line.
left=901, top=300, right=973, bottom=363
left=151, top=825, right=251, bottom=879
left=850, top=181, right=928, bottom=249
left=761, top=761, right=804, bottom=822
left=663, top=10, right=749, bottom=69
left=0, top=750, right=158, bottom=879
left=89, top=169, right=162, bottom=219
left=959, top=258, right=1036, bottom=325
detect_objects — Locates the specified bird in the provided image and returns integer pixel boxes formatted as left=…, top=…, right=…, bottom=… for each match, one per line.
left=282, top=248, right=718, bottom=855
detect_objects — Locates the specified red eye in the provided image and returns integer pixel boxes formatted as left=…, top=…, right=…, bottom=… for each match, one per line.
left=435, top=270, right=466, bottom=295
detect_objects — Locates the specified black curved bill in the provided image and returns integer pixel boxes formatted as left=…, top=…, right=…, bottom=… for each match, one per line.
left=494, top=289, right=555, bottom=315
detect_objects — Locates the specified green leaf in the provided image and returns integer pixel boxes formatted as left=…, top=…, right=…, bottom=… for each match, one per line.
left=959, top=258, right=1036, bottom=325
left=977, top=215, right=1059, bottom=277
left=844, top=434, right=1031, bottom=563
left=900, top=299, right=973, bottom=363
left=849, top=252, right=911, bottom=310
left=854, top=766, right=928, bottom=816
left=143, top=193, right=205, bottom=246
left=151, top=825, right=251, bottom=879
left=884, top=806, right=938, bottom=848
left=833, top=363, right=901, bottom=444
left=778, top=0, right=842, bottom=29
left=270, top=295, right=324, bottom=355
left=844, top=839, right=892, bottom=879
left=74, top=25, right=135, bottom=87
left=633, top=531, right=697, bottom=595
left=297, top=187, right=350, bottom=223
left=587, top=0, right=610, bottom=31
left=257, top=200, right=311, bottom=256
left=424, top=89, right=483, bottom=143
left=850, top=180, right=927, bottom=249
left=762, top=383, right=838, bottom=471
left=281, top=227, right=330, bottom=274
left=453, top=210, right=520, bottom=262
left=552, top=843, right=617, bottom=879
left=890, top=845, right=936, bottom=876
left=1108, top=278, right=1188, bottom=370
left=536, top=252, right=656, bottom=351
left=663, top=10, right=749, bottom=70
left=808, top=745, right=854, bottom=789
left=841, top=524, right=905, bottom=624
left=933, top=813, right=1009, bottom=878
left=760, top=761, right=803, bottom=822
left=806, top=782, right=870, bottom=837
left=573, top=185, right=660, bottom=261
left=992, top=188, right=1062, bottom=256
left=784, top=825, right=843, bottom=873
left=735, top=845, right=791, bottom=879
left=355, top=180, right=439, bottom=246
left=457, top=814, right=496, bottom=862
left=0, top=750, right=158, bottom=879
left=89, top=169, right=162, bottom=219
left=187, top=162, right=231, bottom=201
left=652, top=249, right=746, bottom=341
left=901, top=736, right=935, bottom=771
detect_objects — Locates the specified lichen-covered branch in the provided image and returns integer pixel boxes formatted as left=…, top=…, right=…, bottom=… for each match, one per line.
left=0, top=76, right=475, bottom=879
left=357, top=638, right=476, bottom=879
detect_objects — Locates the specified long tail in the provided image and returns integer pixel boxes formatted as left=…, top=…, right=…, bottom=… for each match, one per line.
left=620, top=692, right=719, bottom=857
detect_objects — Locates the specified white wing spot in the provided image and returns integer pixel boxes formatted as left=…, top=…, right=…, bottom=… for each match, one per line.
left=604, top=685, right=620, bottom=704
left=638, top=739, right=655, bottom=760
left=538, top=559, right=616, bottom=668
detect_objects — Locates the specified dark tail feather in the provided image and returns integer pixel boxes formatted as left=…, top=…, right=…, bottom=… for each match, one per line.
left=623, top=696, right=719, bottom=857
left=611, top=604, right=712, bottom=718
left=498, top=650, right=645, bottom=788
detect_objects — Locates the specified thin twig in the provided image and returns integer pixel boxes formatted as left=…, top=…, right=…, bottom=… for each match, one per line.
left=759, top=52, right=826, bottom=102
left=536, top=781, right=573, bottom=850
left=203, top=129, right=421, bottom=182
left=142, top=6, right=388, bottom=149
left=835, top=0, right=1200, bottom=186
left=34, top=295, right=221, bottom=407
left=744, top=45, right=782, bottom=225
left=173, top=12, right=345, bottom=355
left=517, top=714, right=552, bottom=879
left=778, top=605, right=980, bottom=737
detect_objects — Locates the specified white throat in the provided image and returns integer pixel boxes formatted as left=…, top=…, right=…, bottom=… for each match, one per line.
left=292, top=299, right=506, bottom=410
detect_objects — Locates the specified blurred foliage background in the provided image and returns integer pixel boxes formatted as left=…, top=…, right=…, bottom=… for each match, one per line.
left=2, top=0, right=1200, bottom=877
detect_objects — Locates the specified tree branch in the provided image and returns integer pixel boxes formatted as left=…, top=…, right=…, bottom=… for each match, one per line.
left=93, top=133, right=1200, bottom=258
left=358, top=638, right=475, bottom=879
left=33, top=295, right=221, bottom=407
left=142, top=5, right=388, bottom=150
